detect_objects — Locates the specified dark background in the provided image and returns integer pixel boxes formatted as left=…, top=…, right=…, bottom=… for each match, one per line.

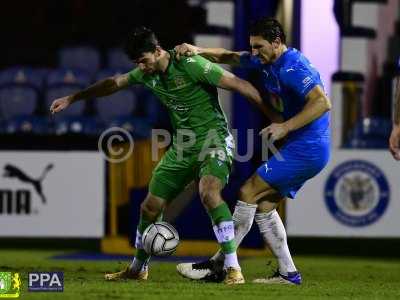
left=0, top=0, right=201, bottom=68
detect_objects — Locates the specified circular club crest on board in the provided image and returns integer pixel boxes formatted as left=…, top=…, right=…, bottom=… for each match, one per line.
left=324, top=160, right=389, bottom=227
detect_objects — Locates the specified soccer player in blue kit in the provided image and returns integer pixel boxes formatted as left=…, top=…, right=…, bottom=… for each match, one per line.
left=175, top=18, right=332, bottom=284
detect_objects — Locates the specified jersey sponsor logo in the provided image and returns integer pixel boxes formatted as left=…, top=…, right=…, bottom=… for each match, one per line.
left=186, top=58, right=195, bottom=63
left=168, top=103, right=189, bottom=112
left=152, top=79, right=157, bottom=87
left=204, top=62, right=212, bottom=74
left=174, top=76, right=186, bottom=88
left=324, top=160, right=390, bottom=227
left=286, top=68, right=295, bottom=72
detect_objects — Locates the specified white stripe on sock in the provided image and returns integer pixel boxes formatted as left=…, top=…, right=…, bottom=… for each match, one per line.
left=212, top=201, right=257, bottom=263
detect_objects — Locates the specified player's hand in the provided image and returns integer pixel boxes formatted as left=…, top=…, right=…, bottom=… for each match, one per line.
left=389, top=124, right=400, bottom=160
left=174, top=43, right=199, bottom=60
left=50, top=96, right=72, bottom=114
left=259, top=122, right=290, bottom=141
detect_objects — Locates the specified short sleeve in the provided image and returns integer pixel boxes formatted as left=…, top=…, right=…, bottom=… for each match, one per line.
left=181, top=55, right=224, bottom=86
left=239, top=52, right=262, bottom=69
left=127, top=67, right=144, bottom=85
left=281, top=63, right=319, bottom=99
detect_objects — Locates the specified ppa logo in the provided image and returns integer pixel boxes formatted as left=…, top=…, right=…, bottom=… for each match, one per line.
left=28, top=272, right=64, bottom=292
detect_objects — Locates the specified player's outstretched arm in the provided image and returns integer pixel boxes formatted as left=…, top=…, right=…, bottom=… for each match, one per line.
left=389, top=76, right=400, bottom=160
left=175, top=43, right=244, bottom=66
left=218, top=70, right=283, bottom=123
left=49, top=73, right=131, bottom=114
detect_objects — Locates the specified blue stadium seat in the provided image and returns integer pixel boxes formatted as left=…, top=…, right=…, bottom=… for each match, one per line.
left=95, top=68, right=125, bottom=81
left=108, top=116, right=152, bottom=138
left=107, top=48, right=134, bottom=71
left=351, top=117, right=390, bottom=139
left=5, top=115, right=50, bottom=135
left=0, top=83, right=50, bottom=134
left=142, top=90, right=164, bottom=125
left=0, top=120, right=5, bottom=133
left=0, top=67, right=47, bottom=90
left=45, top=85, right=86, bottom=120
left=0, top=84, right=38, bottom=119
left=46, top=69, right=91, bottom=86
left=94, top=89, right=137, bottom=121
left=344, top=137, right=388, bottom=149
left=45, top=69, right=91, bottom=120
left=92, top=88, right=155, bottom=136
left=59, top=46, right=101, bottom=76
left=345, top=117, right=391, bottom=149
left=357, top=117, right=391, bottom=138
left=53, top=116, right=101, bottom=136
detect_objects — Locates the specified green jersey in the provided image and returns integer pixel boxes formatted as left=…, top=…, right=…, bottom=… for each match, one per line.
left=127, top=50, right=230, bottom=150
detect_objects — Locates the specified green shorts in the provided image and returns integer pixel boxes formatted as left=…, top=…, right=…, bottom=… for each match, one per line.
left=149, top=141, right=234, bottom=202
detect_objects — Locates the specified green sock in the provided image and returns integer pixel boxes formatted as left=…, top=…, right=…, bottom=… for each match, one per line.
left=208, top=202, right=237, bottom=254
left=135, top=212, right=164, bottom=262
left=135, top=214, right=152, bottom=263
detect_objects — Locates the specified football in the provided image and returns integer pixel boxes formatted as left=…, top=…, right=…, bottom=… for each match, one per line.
left=142, top=222, right=180, bottom=256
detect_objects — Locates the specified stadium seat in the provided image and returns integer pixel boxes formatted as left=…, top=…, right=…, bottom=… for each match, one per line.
left=45, top=86, right=86, bottom=120
left=59, top=46, right=101, bottom=76
left=53, top=116, right=101, bottom=136
left=344, top=117, right=391, bottom=148
left=46, top=69, right=91, bottom=87
left=344, top=137, right=388, bottom=149
left=141, top=90, right=165, bottom=126
left=0, top=84, right=38, bottom=120
left=95, top=68, right=125, bottom=82
left=45, top=69, right=91, bottom=121
left=5, top=115, right=50, bottom=135
left=0, top=83, right=51, bottom=134
left=351, top=117, right=391, bottom=139
left=94, top=89, right=137, bottom=121
left=107, top=48, right=134, bottom=71
left=0, top=67, right=47, bottom=90
left=0, top=120, right=5, bottom=133
left=109, top=116, right=152, bottom=138
left=92, top=88, right=157, bottom=137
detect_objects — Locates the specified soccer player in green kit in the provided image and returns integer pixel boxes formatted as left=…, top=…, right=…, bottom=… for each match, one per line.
left=50, top=27, right=275, bottom=284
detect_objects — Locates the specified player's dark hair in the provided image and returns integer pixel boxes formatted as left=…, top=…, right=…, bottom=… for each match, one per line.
left=124, top=26, right=160, bottom=61
left=249, top=18, right=286, bottom=44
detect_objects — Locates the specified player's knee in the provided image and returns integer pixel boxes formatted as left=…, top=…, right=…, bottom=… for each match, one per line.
left=239, top=182, right=257, bottom=204
left=199, top=189, right=221, bottom=209
left=199, top=176, right=223, bottom=209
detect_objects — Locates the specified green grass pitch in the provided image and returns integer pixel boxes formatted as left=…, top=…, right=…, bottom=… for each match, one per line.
left=1, top=249, right=399, bottom=299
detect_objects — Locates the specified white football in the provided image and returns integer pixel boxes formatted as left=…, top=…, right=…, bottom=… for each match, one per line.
left=142, top=222, right=179, bottom=256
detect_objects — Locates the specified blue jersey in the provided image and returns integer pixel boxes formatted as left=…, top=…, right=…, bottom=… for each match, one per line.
left=241, top=48, right=331, bottom=198
left=240, top=48, right=330, bottom=141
